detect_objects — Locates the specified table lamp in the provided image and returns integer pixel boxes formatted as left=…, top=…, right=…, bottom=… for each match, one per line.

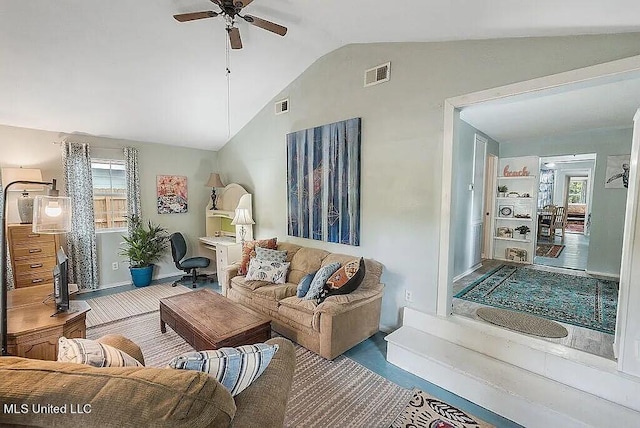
left=205, top=173, right=225, bottom=210
left=231, top=208, right=254, bottom=248
left=1, top=178, right=71, bottom=356
left=1, top=168, right=44, bottom=224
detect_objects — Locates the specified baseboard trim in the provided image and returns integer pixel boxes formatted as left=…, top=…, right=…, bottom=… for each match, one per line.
left=78, top=272, right=182, bottom=294
left=453, top=262, right=483, bottom=283
left=585, top=270, right=620, bottom=280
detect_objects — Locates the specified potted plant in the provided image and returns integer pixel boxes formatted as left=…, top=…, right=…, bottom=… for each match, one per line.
left=119, top=215, right=169, bottom=287
left=497, top=185, right=508, bottom=197
left=514, top=225, right=530, bottom=237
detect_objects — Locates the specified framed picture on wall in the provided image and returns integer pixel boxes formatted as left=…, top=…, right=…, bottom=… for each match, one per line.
left=157, top=175, right=188, bottom=214
left=496, top=227, right=513, bottom=238
left=605, top=154, right=630, bottom=189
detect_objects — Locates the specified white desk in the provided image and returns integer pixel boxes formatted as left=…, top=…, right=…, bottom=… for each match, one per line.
left=198, top=237, right=242, bottom=293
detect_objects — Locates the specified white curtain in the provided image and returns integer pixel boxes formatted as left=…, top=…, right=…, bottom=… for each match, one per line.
left=62, top=141, right=99, bottom=290
left=0, top=175, right=15, bottom=290
left=124, top=147, right=141, bottom=238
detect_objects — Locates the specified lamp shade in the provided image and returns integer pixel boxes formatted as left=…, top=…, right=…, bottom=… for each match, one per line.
left=205, top=173, right=224, bottom=188
left=32, top=194, right=72, bottom=233
left=231, top=208, right=255, bottom=226
left=1, top=168, right=44, bottom=191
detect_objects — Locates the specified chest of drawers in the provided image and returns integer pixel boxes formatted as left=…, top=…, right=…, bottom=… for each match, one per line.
left=7, top=224, right=60, bottom=289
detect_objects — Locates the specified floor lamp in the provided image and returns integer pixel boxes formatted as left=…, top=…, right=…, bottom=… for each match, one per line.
left=1, top=179, right=71, bottom=356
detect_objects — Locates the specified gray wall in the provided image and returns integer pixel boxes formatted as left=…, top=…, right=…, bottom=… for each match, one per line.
left=217, top=33, right=640, bottom=330
left=451, top=117, right=499, bottom=278
left=0, top=124, right=217, bottom=287
left=501, top=128, right=632, bottom=276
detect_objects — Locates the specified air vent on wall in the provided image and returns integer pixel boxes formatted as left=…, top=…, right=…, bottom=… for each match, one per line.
left=275, top=98, right=289, bottom=115
left=364, top=62, right=390, bottom=87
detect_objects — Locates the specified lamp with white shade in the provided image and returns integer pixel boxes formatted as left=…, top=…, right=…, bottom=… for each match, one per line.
left=1, top=177, right=71, bottom=356
left=230, top=208, right=255, bottom=248
left=205, top=173, right=225, bottom=210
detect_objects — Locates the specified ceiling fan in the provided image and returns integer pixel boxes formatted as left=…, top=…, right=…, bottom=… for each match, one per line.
left=173, top=0, right=287, bottom=49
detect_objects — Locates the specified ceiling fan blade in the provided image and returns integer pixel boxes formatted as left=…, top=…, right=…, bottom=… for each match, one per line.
left=243, top=15, right=287, bottom=36
left=234, top=0, right=254, bottom=8
left=227, top=27, right=243, bottom=49
left=173, top=11, right=219, bottom=22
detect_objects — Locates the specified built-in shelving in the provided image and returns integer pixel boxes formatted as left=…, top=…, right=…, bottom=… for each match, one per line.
left=495, top=236, right=531, bottom=243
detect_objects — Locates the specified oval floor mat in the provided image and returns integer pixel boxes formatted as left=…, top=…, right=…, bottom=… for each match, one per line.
left=476, top=307, right=568, bottom=338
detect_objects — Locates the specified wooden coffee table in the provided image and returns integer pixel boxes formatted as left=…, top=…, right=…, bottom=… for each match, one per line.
left=159, top=289, right=271, bottom=350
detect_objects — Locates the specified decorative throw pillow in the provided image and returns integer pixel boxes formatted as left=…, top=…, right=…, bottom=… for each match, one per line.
left=57, top=337, right=143, bottom=367
left=245, top=258, right=290, bottom=284
left=304, top=262, right=341, bottom=300
left=296, top=272, right=316, bottom=298
left=255, top=246, right=287, bottom=263
left=168, top=343, right=279, bottom=396
left=319, top=258, right=366, bottom=302
left=238, top=238, right=278, bottom=275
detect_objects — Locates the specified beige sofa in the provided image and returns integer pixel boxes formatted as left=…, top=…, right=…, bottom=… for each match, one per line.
left=223, top=242, right=384, bottom=360
left=0, top=335, right=295, bottom=428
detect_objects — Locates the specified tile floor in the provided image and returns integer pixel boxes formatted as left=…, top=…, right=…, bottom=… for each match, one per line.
left=534, top=231, right=589, bottom=271
left=75, top=276, right=520, bottom=427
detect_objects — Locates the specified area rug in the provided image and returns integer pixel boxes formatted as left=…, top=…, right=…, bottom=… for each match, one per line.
left=391, top=389, right=493, bottom=428
left=87, top=311, right=413, bottom=427
left=84, top=282, right=193, bottom=327
left=566, top=222, right=584, bottom=233
left=455, top=264, right=618, bottom=334
left=535, top=243, right=564, bottom=258
left=476, top=307, right=568, bottom=338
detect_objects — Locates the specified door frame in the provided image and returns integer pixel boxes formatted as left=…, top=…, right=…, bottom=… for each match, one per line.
left=482, top=154, right=498, bottom=259
left=437, top=54, right=640, bottom=376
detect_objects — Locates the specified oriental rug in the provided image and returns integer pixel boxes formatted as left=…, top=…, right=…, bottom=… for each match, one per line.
left=535, top=243, right=564, bottom=258
left=455, top=264, right=618, bottom=334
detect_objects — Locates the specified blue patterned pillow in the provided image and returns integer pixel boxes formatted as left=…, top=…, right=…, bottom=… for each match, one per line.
left=245, top=258, right=290, bottom=284
left=296, top=272, right=316, bottom=298
left=255, top=246, right=287, bottom=263
left=168, top=343, right=279, bottom=396
left=304, top=262, right=341, bottom=300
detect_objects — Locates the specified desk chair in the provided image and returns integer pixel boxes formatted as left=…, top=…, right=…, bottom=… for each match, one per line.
left=169, top=232, right=211, bottom=288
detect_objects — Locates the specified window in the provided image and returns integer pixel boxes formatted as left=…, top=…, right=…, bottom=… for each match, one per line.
left=91, top=160, right=127, bottom=230
left=568, top=177, right=587, bottom=204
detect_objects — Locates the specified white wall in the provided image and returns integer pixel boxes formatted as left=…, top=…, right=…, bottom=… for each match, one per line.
left=0, top=124, right=217, bottom=287
left=217, top=34, right=640, bottom=329
left=501, top=128, right=631, bottom=276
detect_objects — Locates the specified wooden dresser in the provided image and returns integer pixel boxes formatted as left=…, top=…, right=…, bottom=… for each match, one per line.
left=7, top=224, right=60, bottom=289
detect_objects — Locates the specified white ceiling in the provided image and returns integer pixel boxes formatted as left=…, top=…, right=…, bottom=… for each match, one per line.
left=461, top=72, right=640, bottom=143
left=2, top=1, right=640, bottom=151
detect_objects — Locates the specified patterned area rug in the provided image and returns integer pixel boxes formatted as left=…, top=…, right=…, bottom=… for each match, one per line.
left=391, top=389, right=493, bottom=428
left=566, top=222, right=584, bottom=233
left=535, top=243, right=564, bottom=258
left=455, top=264, right=618, bottom=334
left=87, top=310, right=413, bottom=427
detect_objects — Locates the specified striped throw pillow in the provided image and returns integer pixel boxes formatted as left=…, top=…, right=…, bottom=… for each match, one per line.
left=168, top=343, right=279, bottom=396
left=57, top=337, right=144, bottom=367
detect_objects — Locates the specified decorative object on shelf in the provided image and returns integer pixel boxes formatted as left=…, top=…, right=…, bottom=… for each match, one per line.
left=2, top=177, right=71, bottom=357
left=514, top=225, right=530, bottom=236
left=514, top=213, right=531, bottom=219
left=119, top=215, right=169, bottom=287
left=205, top=173, right=225, bottom=210
left=496, top=227, right=513, bottom=238
left=507, top=192, right=520, bottom=198
left=521, top=193, right=530, bottom=198
left=604, top=154, right=630, bottom=189
left=287, top=117, right=361, bottom=246
left=497, top=185, right=508, bottom=198
left=498, top=205, right=514, bottom=217
left=502, top=165, right=530, bottom=177
left=157, top=175, right=188, bottom=214
left=0, top=168, right=44, bottom=224
left=505, top=247, right=528, bottom=262
left=231, top=208, right=255, bottom=248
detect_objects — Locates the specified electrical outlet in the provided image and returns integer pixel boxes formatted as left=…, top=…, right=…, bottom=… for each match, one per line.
left=405, top=290, right=413, bottom=302
left=111, top=262, right=119, bottom=271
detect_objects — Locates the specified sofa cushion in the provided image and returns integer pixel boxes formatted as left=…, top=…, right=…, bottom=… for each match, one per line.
left=304, top=262, right=341, bottom=300
left=288, top=247, right=331, bottom=284
left=320, top=258, right=366, bottom=302
left=231, top=275, right=272, bottom=293
left=255, top=246, right=288, bottom=263
left=168, top=343, right=279, bottom=397
left=254, top=283, right=298, bottom=302
left=245, top=258, right=290, bottom=284
left=58, top=337, right=143, bottom=367
left=296, top=272, right=316, bottom=298
left=279, top=296, right=318, bottom=315
left=238, top=238, right=278, bottom=275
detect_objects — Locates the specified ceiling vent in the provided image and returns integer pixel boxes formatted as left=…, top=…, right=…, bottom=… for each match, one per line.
left=364, top=62, right=390, bottom=87
left=275, top=98, right=289, bottom=115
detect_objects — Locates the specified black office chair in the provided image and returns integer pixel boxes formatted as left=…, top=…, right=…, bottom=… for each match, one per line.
left=169, top=232, right=211, bottom=288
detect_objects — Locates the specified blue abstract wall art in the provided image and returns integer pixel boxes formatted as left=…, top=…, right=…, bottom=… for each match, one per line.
left=286, top=117, right=361, bottom=246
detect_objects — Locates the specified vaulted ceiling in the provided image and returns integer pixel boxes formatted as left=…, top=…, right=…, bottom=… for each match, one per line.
left=2, top=1, right=640, bottom=150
